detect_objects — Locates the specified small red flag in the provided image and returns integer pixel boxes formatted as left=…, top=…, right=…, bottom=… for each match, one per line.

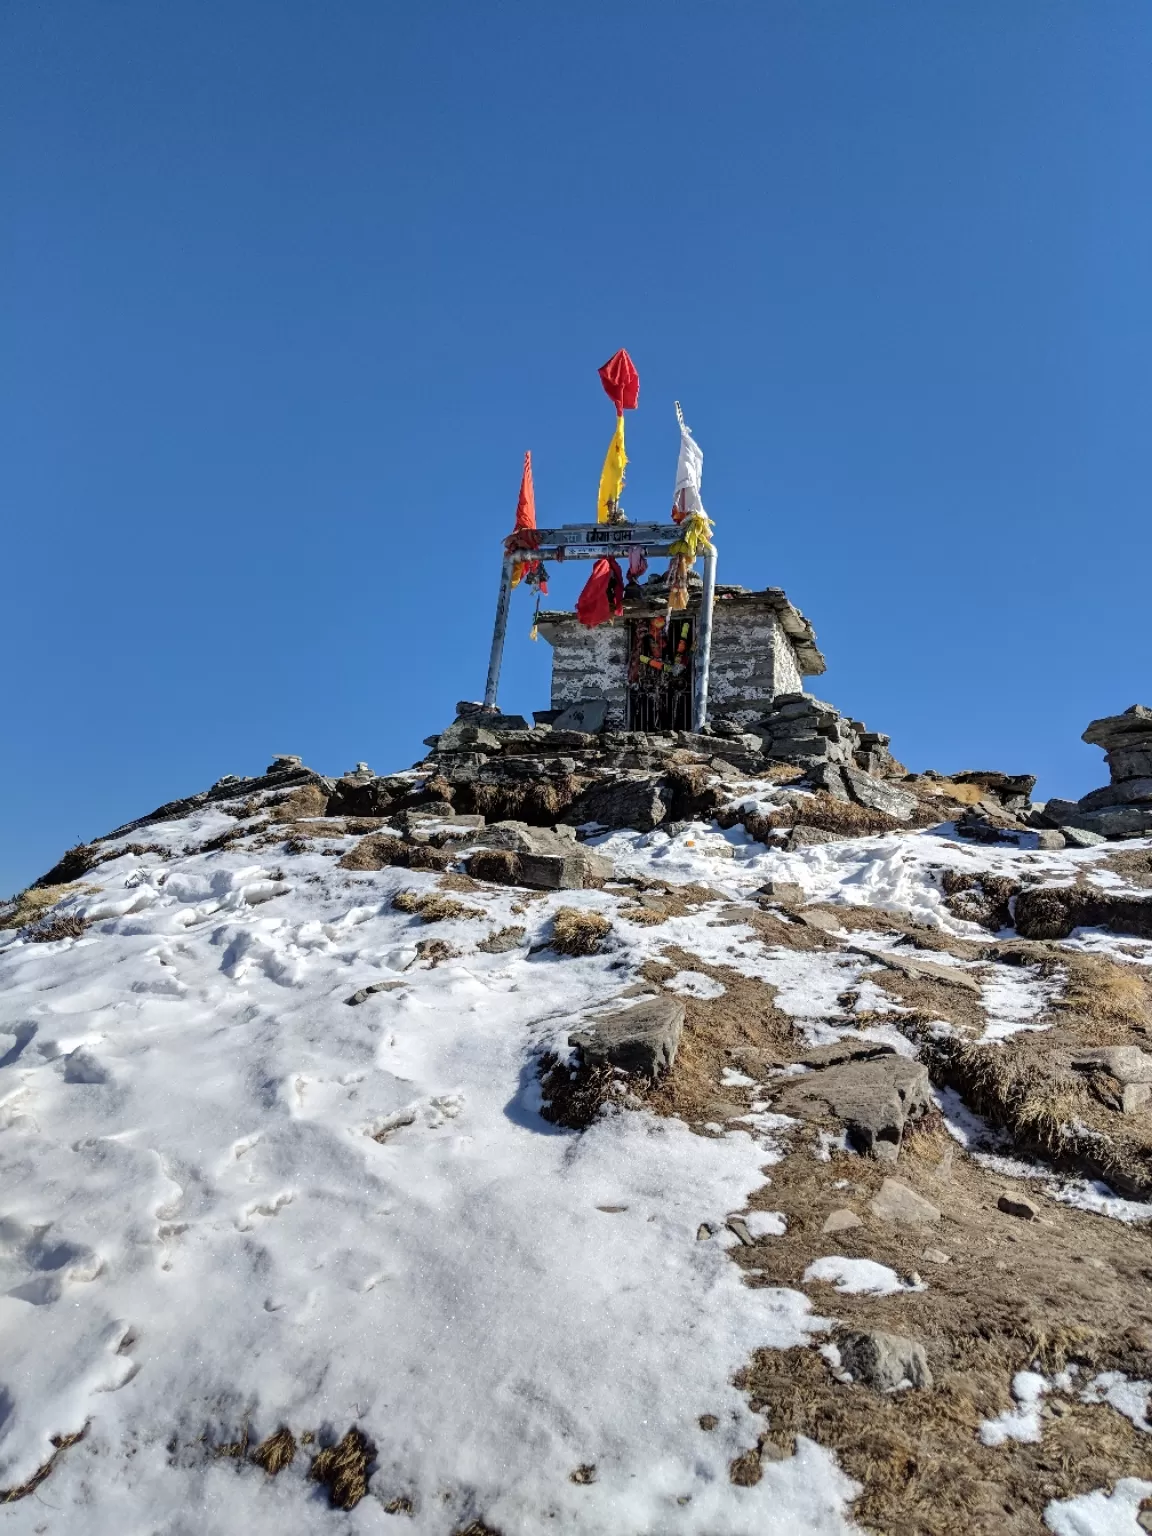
left=598, top=349, right=639, bottom=414
left=513, top=450, right=536, bottom=530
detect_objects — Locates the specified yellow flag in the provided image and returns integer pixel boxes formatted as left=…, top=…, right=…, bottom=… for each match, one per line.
left=597, top=414, right=627, bottom=524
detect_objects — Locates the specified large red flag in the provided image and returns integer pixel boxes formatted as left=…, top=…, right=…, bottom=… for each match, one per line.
left=598, top=349, right=639, bottom=414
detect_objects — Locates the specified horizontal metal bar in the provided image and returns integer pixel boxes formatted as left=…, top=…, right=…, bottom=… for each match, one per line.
left=532, top=522, right=679, bottom=547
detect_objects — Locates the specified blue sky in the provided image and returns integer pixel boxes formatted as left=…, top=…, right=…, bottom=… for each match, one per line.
left=2, top=1, right=1149, bottom=893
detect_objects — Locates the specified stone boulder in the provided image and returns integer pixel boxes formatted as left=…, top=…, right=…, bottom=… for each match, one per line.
left=838, top=1330, right=934, bottom=1393
left=1071, top=1047, right=1152, bottom=1115
left=569, top=996, right=686, bottom=1078
left=774, top=1044, right=933, bottom=1160
left=566, top=774, right=673, bottom=832
left=1014, top=885, right=1152, bottom=941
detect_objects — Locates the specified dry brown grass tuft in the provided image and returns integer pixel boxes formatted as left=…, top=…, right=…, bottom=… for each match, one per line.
left=270, top=784, right=329, bottom=822
left=339, top=836, right=451, bottom=873
left=549, top=907, right=612, bottom=956
left=453, top=1522, right=503, bottom=1536
left=757, top=762, right=807, bottom=784
left=34, top=842, right=103, bottom=887
left=467, top=849, right=522, bottom=885
left=1, top=883, right=93, bottom=931
left=410, top=938, right=460, bottom=968
left=729, top=793, right=920, bottom=846
left=25, top=912, right=89, bottom=943
left=1054, top=952, right=1151, bottom=1042
left=477, top=925, right=526, bottom=953
left=942, top=870, right=1021, bottom=931
left=392, top=891, right=483, bottom=923
left=539, top=1051, right=630, bottom=1129
left=0, top=1426, right=87, bottom=1503
left=252, top=1426, right=296, bottom=1475
left=462, top=775, right=583, bottom=826
left=309, top=1427, right=374, bottom=1510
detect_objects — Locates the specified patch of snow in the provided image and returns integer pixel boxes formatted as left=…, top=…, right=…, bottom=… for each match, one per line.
left=980, top=962, right=1058, bottom=1041
left=741, top=1211, right=788, bottom=1239
left=665, top=969, right=727, bottom=999
left=980, top=1370, right=1049, bottom=1445
left=802, top=1257, right=923, bottom=1296
left=1045, top=1478, right=1152, bottom=1536
left=1081, top=1372, right=1152, bottom=1433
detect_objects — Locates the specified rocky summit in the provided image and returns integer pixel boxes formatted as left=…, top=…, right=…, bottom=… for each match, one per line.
left=2, top=698, right=1152, bottom=1536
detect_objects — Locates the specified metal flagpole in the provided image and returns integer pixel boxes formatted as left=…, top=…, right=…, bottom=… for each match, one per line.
left=691, top=542, right=717, bottom=732
left=483, top=555, right=515, bottom=709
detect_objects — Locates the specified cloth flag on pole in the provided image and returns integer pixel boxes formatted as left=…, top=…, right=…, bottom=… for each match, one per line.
left=598, top=349, right=640, bottom=413
left=595, top=349, right=638, bottom=524
left=666, top=403, right=714, bottom=611
left=597, top=414, right=627, bottom=525
left=506, top=451, right=546, bottom=592
left=671, top=402, right=704, bottom=523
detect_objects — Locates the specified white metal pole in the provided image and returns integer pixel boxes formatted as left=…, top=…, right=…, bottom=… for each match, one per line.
left=692, top=543, right=718, bottom=732
left=483, top=556, right=515, bottom=709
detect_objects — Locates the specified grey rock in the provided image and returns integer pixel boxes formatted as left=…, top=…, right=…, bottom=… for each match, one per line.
left=776, top=1053, right=933, bottom=1160
left=1106, top=745, right=1152, bottom=782
left=553, top=699, right=608, bottom=734
left=474, top=821, right=579, bottom=854
left=346, top=979, right=406, bottom=1005
left=806, top=764, right=852, bottom=802
left=1060, top=804, right=1152, bottom=839
left=477, top=926, right=527, bottom=954
left=755, top=880, right=805, bottom=906
left=1078, top=778, right=1152, bottom=811
left=841, top=767, right=919, bottom=821
left=786, top=825, right=841, bottom=848
left=1071, top=1046, right=1152, bottom=1084
left=1060, top=825, right=1108, bottom=849
left=921, top=1248, right=951, bottom=1265
left=569, top=995, right=686, bottom=1078
left=567, top=775, right=673, bottom=832
left=838, top=1331, right=933, bottom=1393
left=1040, top=797, right=1082, bottom=825
left=822, top=1208, right=863, bottom=1234
left=435, top=721, right=504, bottom=753
left=869, top=1178, right=941, bottom=1225
left=1034, top=830, right=1067, bottom=850
left=1082, top=704, right=1152, bottom=751
left=997, top=1193, right=1039, bottom=1221
left=516, top=850, right=612, bottom=890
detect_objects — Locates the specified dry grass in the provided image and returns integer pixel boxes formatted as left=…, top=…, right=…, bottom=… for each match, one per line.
left=467, top=849, right=522, bottom=885
left=309, top=1427, right=374, bottom=1510
left=756, top=762, right=806, bottom=784
left=409, top=938, right=459, bottom=967
left=549, top=907, right=612, bottom=955
left=25, top=912, right=89, bottom=943
left=477, top=925, right=526, bottom=953
left=461, top=775, right=584, bottom=826
left=0, top=1427, right=87, bottom=1503
left=1054, top=952, right=1152, bottom=1042
left=1098, top=848, right=1152, bottom=890
left=251, top=1426, right=296, bottom=1475
left=1, top=883, right=92, bottom=930
left=942, top=870, right=1021, bottom=931
left=34, top=842, right=103, bottom=887
left=538, top=1052, right=630, bottom=1129
left=392, top=891, right=483, bottom=923
left=269, top=784, right=329, bottom=822
left=724, top=793, right=920, bottom=846
left=339, top=836, right=452, bottom=873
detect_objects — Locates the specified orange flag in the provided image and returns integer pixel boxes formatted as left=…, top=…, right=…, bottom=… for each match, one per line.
left=513, top=450, right=536, bottom=529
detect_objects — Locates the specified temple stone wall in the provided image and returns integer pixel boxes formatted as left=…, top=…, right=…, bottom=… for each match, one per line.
left=539, top=601, right=807, bottom=727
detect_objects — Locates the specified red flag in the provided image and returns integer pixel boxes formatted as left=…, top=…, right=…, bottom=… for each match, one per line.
left=598, top=349, right=639, bottom=415
left=513, top=450, right=536, bottom=530
left=576, top=557, right=625, bottom=627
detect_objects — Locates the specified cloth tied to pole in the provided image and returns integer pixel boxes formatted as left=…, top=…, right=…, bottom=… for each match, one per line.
left=598, top=349, right=640, bottom=413
left=576, top=556, right=625, bottom=628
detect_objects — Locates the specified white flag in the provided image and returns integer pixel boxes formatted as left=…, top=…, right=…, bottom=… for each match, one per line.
left=672, top=402, right=704, bottom=520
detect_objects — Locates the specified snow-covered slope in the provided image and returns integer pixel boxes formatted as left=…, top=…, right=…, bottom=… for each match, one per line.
left=2, top=789, right=1150, bottom=1533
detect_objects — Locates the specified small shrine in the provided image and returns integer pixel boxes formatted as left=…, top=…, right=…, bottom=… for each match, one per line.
left=483, top=351, right=825, bottom=733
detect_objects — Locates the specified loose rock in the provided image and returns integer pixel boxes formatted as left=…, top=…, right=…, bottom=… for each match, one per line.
left=838, top=1330, right=934, bottom=1393
left=869, top=1178, right=941, bottom=1226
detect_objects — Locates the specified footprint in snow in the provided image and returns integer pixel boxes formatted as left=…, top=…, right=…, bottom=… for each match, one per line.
left=0, top=1217, right=102, bottom=1305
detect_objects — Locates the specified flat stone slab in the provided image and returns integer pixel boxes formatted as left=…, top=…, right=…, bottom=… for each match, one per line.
left=553, top=699, right=608, bottom=734
left=869, top=1178, right=941, bottom=1225
left=776, top=1053, right=933, bottom=1160
left=569, top=996, right=686, bottom=1078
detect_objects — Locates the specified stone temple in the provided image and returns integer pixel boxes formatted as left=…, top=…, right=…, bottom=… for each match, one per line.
left=536, top=576, right=826, bottom=734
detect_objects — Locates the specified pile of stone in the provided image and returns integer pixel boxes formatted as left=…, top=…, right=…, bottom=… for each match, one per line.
left=750, top=693, right=906, bottom=779
left=1042, top=705, right=1152, bottom=841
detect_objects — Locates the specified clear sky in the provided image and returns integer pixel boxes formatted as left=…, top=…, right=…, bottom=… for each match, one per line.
left=2, top=2, right=1149, bottom=893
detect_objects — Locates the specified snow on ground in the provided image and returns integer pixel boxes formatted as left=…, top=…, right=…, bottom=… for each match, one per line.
left=1045, top=1479, right=1152, bottom=1536
left=801, top=1257, right=923, bottom=1296
left=2, top=801, right=1149, bottom=1530
left=0, top=805, right=865, bottom=1534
